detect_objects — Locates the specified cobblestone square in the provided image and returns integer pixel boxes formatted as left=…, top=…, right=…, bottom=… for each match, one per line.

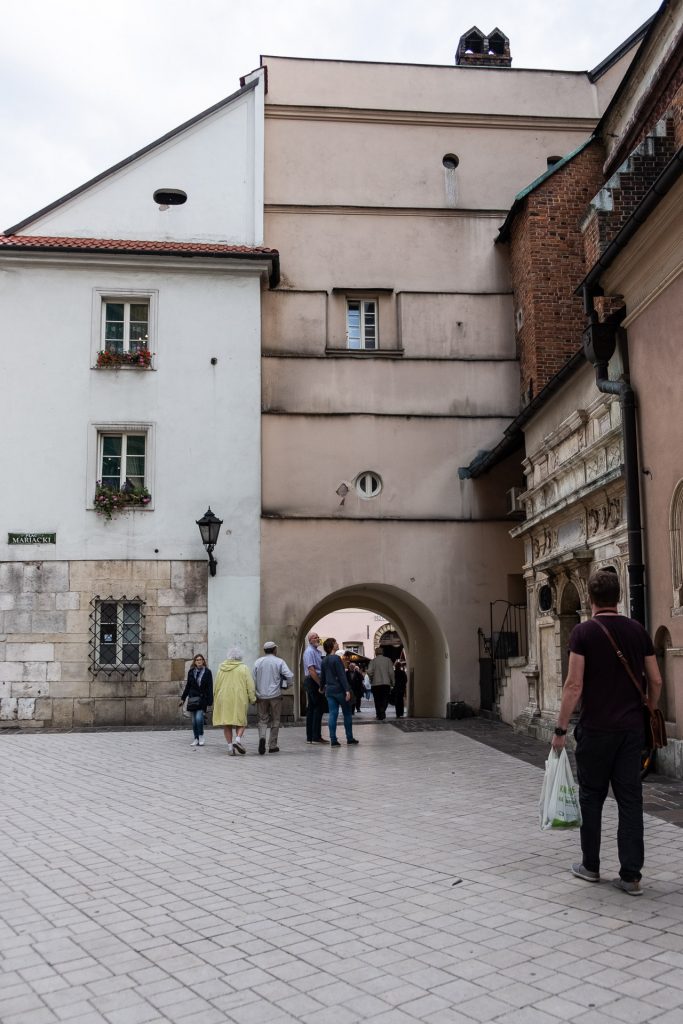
left=2, top=724, right=683, bottom=1023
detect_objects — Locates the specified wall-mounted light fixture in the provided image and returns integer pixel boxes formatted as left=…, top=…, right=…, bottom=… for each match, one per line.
left=196, top=507, right=223, bottom=577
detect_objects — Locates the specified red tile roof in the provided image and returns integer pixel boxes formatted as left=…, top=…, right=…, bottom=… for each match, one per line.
left=0, top=234, right=278, bottom=257
left=0, top=233, right=280, bottom=286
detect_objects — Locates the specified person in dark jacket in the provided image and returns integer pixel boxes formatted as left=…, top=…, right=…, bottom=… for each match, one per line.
left=344, top=654, right=365, bottom=712
left=321, top=638, right=358, bottom=747
left=393, top=660, right=407, bottom=718
left=179, top=653, right=214, bottom=747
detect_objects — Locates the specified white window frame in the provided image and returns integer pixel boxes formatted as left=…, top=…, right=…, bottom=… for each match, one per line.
left=346, top=298, right=378, bottom=350
left=87, top=422, right=155, bottom=510
left=98, top=432, right=147, bottom=491
left=91, top=288, right=158, bottom=367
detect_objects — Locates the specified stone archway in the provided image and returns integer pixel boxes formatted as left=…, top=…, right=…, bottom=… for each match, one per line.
left=298, top=583, right=449, bottom=718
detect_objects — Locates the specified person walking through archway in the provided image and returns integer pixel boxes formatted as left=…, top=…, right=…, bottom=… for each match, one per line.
left=368, top=647, right=393, bottom=720
left=321, top=638, right=358, bottom=747
left=393, top=658, right=407, bottom=719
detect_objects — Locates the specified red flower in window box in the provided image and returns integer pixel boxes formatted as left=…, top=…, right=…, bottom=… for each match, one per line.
left=96, top=349, right=153, bottom=368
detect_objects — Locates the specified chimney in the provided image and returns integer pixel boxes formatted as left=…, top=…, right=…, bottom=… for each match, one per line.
left=456, top=27, right=511, bottom=68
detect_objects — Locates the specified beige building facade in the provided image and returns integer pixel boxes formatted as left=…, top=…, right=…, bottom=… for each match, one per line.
left=257, top=44, right=635, bottom=718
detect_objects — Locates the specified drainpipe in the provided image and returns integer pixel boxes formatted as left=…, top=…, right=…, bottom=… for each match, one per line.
left=581, top=288, right=645, bottom=625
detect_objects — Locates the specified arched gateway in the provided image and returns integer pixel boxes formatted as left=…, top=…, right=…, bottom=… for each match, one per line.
left=297, top=584, right=449, bottom=718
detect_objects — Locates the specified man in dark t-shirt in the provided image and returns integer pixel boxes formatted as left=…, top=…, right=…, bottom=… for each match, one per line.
left=552, top=569, right=661, bottom=895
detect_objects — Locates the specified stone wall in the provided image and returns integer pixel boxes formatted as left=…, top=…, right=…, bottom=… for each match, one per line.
left=0, top=560, right=207, bottom=729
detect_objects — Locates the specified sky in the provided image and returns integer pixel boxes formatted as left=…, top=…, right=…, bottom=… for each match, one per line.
left=1, top=0, right=661, bottom=232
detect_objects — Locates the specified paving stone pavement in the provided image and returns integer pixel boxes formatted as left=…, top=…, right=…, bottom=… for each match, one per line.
left=2, top=724, right=683, bottom=1024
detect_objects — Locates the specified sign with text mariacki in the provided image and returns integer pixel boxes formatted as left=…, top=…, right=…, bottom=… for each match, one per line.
left=8, top=532, right=56, bottom=545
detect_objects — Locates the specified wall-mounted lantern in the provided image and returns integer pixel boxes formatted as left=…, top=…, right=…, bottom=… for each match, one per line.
left=196, top=507, right=223, bottom=577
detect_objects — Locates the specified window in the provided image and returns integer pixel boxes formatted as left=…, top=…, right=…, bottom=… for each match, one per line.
left=90, top=597, right=144, bottom=675
left=88, top=422, right=154, bottom=514
left=356, top=471, right=382, bottom=499
left=347, top=299, right=377, bottom=350
left=92, top=289, right=157, bottom=368
left=102, top=300, right=149, bottom=355
left=100, top=433, right=146, bottom=490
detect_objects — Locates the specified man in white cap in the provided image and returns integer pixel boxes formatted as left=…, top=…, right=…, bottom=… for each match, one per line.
left=253, top=641, right=294, bottom=755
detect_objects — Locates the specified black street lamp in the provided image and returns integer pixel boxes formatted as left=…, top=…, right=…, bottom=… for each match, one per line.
left=196, top=507, right=223, bottom=577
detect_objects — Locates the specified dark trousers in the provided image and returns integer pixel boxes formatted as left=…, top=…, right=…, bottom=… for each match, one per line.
left=305, top=686, right=325, bottom=741
left=574, top=726, right=644, bottom=882
left=372, top=685, right=391, bottom=720
left=394, top=688, right=405, bottom=718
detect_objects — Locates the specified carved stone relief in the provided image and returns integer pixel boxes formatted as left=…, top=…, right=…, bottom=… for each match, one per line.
left=587, top=497, right=622, bottom=536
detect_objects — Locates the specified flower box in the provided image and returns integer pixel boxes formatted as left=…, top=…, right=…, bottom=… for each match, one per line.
left=96, top=349, right=153, bottom=369
left=94, top=483, right=152, bottom=520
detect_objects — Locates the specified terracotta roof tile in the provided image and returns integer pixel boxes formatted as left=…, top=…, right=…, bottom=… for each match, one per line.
left=0, top=234, right=278, bottom=257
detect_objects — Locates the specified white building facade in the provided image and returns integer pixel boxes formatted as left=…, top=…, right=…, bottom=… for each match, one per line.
left=0, top=72, right=277, bottom=729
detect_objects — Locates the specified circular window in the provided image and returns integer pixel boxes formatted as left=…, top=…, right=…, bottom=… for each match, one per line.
left=443, top=154, right=460, bottom=170
left=356, top=471, right=382, bottom=499
left=538, top=585, right=553, bottom=613
left=152, top=188, right=187, bottom=206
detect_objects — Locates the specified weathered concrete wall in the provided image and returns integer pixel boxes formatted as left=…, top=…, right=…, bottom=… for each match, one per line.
left=0, top=560, right=207, bottom=729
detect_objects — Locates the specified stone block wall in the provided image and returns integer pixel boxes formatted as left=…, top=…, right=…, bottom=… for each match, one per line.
left=0, top=560, right=208, bottom=729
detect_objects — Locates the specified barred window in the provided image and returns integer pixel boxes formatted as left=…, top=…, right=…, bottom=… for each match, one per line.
left=90, top=596, right=145, bottom=675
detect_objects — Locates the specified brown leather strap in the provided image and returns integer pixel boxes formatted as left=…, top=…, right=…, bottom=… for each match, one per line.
left=592, top=618, right=647, bottom=706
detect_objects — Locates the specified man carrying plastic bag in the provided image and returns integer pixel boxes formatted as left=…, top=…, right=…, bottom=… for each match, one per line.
left=539, top=747, right=581, bottom=830
left=551, top=569, right=662, bottom=895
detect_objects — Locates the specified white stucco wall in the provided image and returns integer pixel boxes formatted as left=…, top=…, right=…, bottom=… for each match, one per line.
left=14, top=74, right=265, bottom=246
left=0, top=254, right=264, bottom=669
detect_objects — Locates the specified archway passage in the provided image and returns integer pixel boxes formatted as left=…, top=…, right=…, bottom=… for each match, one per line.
left=299, top=584, right=449, bottom=719
left=307, top=608, right=407, bottom=719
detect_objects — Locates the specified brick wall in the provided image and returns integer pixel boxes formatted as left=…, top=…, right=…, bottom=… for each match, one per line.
left=509, top=141, right=606, bottom=402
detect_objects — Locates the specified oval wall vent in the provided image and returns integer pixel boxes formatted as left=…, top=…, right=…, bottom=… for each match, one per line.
left=153, top=188, right=187, bottom=206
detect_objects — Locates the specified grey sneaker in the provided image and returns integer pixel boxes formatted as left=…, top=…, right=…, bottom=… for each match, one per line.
left=571, top=863, right=600, bottom=883
left=612, top=877, right=642, bottom=896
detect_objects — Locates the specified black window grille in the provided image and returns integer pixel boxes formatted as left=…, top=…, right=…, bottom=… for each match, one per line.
left=89, top=596, right=145, bottom=676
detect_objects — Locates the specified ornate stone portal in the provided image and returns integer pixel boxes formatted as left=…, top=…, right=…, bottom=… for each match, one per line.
left=510, top=386, right=627, bottom=741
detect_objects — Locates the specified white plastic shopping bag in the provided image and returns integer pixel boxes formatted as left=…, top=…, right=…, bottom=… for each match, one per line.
left=539, top=747, right=582, bottom=830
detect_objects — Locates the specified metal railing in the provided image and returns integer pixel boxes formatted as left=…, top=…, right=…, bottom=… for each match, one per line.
left=478, top=600, right=528, bottom=712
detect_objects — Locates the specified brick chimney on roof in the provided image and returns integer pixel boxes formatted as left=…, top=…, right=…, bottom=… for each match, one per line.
left=456, top=27, right=511, bottom=68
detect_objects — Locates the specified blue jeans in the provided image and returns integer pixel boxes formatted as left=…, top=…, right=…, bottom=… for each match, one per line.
left=191, top=709, right=205, bottom=739
left=327, top=694, right=353, bottom=742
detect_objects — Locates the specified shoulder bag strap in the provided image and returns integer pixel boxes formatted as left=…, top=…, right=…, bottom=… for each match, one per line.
left=592, top=618, right=647, bottom=706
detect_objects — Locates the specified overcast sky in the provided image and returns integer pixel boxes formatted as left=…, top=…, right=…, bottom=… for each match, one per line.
left=1, top=0, right=660, bottom=231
